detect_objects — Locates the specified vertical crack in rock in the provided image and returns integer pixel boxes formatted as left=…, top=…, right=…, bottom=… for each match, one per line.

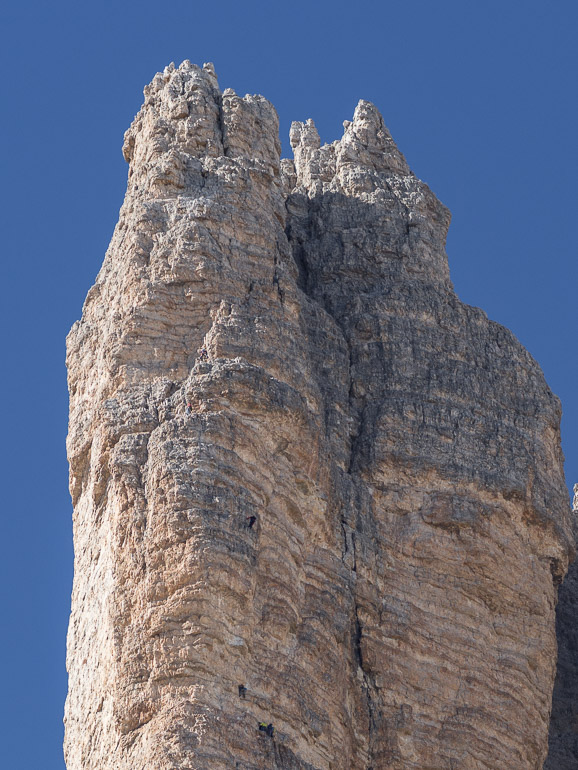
left=66, top=61, right=574, bottom=770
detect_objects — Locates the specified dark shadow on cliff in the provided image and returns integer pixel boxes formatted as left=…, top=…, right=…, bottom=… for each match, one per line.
left=545, top=556, right=578, bottom=769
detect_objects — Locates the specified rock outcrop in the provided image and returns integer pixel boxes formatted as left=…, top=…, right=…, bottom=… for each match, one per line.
left=65, top=61, right=573, bottom=769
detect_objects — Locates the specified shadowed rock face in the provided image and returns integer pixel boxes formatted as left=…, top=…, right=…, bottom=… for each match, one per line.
left=545, top=486, right=578, bottom=770
left=65, top=61, right=573, bottom=770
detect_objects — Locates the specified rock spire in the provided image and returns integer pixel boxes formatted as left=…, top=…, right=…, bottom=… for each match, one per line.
left=65, top=61, right=573, bottom=769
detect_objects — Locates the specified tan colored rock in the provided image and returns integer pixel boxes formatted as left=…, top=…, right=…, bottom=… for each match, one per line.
left=65, top=61, right=573, bottom=769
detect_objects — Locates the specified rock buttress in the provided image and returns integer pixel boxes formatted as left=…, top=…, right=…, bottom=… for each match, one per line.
left=65, top=61, right=573, bottom=770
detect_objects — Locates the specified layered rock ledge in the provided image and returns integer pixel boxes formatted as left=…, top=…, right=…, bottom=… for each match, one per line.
left=65, top=61, right=574, bottom=770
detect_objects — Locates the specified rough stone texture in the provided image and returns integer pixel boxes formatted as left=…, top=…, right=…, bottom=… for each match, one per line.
left=65, top=61, right=574, bottom=770
left=545, top=484, right=578, bottom=769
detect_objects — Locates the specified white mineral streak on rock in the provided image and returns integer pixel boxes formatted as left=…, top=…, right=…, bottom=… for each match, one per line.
left=65, top=61, right=573, bottom=769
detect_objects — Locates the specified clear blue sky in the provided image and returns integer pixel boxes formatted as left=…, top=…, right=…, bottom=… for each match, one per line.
left=1, top=1, right=576, bottom=767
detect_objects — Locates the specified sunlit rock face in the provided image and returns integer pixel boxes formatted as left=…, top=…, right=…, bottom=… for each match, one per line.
left=65, top=61, right=573, bottom=770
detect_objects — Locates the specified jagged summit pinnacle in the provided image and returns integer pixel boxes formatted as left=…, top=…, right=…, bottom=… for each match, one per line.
left=120, top=61, right=451, bottom=289
left=135, top=60, right=407, bottom=171
left=65, top=62, right=572, bottom=770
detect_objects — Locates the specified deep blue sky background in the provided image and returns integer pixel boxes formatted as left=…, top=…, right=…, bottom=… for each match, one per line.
left=1, top=1, right=576, bottom=767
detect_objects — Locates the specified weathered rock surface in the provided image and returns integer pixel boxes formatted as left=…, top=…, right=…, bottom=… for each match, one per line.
left=65, top=61, right=574, bottom=770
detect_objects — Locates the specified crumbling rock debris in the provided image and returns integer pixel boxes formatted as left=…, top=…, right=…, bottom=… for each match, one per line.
left=65, top=61, right=574, bottom=770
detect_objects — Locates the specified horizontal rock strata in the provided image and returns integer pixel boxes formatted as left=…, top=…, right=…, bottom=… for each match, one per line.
left=65, top=61, right=573, bottom=770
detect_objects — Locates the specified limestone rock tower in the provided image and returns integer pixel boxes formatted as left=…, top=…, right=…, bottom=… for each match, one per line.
left=65, top=61, right=573, bottom=769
